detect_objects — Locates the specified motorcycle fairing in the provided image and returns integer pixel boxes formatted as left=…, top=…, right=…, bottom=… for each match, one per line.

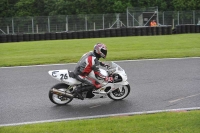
left=48, top=69, right=81, bottom=85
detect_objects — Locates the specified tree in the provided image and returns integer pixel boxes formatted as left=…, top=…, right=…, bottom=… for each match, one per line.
left=0, top=0, right=18, bottom=17
left=43, top=0, right=58, bottom=15
left=1, top=0, right=200, bottom=17
left=112, top=0, right=132, bottom=13
left=14, top=0, right=45, bottom=16
left=172, top=0, right=200, bottom=11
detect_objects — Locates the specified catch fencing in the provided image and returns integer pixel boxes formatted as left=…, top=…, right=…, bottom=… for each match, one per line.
left=0, top=14, right=127, bottom=34
left=0, top=7, right=200, bottom=35
left=127, top=7, right=200, bottom=27
left=159, top=10, right=200, bottom=27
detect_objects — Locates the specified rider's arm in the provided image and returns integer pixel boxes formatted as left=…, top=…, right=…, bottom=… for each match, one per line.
left=92, top=57, right=113, bottom=82
left=100, top=62, right=105, bottom=67
left=92, top=59, right=107, bottom=80
left=100, top=61, right=110, bottom=69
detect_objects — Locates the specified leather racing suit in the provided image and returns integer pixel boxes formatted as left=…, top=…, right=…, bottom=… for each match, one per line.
left=73, top=51, right=108, bottom=89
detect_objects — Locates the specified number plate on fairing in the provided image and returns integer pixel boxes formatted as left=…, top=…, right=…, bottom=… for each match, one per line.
left=48, top=70, right=81, bottom=85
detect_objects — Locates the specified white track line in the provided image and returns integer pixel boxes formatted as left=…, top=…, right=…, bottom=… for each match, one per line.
left=169, top=93, right=200, bottom=103
left=1, top=57, right=200, bottom=69
left=0, top=107, right=199, bottom=127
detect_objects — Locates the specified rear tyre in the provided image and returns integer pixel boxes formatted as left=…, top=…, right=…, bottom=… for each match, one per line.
left=108, top=85, right=130, bottom=100
left=49, top=83, right=73, bottom=105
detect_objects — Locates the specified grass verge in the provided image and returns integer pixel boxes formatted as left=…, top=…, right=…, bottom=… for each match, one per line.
left=0, top=34, right=200, bottom=67
left=0, top=110, right=199, bottom=133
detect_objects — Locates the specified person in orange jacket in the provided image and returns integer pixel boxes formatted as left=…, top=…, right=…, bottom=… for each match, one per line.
left=150, top=20, right=157, bottom=26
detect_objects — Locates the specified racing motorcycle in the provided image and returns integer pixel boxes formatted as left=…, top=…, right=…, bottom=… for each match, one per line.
left=48, top=62, right=130, bottom=105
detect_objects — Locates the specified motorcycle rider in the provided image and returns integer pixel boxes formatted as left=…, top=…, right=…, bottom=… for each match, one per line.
left=73, top=43, right=113, bottom=100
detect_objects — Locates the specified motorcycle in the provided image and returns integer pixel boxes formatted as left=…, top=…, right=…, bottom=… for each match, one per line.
left=48, top=62, right=130, bottom=105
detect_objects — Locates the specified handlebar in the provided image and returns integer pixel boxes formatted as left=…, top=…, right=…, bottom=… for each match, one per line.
left=107, top=68, right=116, bottom=75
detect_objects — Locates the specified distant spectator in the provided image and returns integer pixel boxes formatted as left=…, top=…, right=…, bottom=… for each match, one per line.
left=150, top=20, right=157, bottom=26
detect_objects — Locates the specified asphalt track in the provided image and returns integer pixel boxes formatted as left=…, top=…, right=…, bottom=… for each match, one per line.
left=0, top=58, right=200, bottom=126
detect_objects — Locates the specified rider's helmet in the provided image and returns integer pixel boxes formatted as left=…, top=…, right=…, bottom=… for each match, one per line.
left=93, top=43, right=107, bottom=59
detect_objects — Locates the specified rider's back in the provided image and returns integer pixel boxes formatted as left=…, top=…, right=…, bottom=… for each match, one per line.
left=74, top=51, right=100, bottom=76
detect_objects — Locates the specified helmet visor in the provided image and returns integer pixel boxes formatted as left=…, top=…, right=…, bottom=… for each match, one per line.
left=101, top=49, right=107, bottom=58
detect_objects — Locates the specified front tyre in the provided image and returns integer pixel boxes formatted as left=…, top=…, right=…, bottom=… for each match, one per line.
left=108, top=85, right=130, bottom=100
left=49, top=83, right=73, bottom=105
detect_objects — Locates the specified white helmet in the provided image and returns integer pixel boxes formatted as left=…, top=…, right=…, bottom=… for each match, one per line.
left=93, top=43, right=107, bottom=59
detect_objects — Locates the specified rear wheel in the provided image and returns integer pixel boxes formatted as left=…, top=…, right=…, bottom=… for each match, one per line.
left=107, top=85, right=130, bottom=100
left=49, top=83, right=73, bottom=105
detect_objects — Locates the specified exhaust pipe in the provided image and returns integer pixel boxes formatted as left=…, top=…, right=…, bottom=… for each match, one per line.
left=51, top=88, right=74, bottom=98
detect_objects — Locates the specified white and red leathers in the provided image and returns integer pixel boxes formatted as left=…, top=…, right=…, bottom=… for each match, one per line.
left=73, top=51, right=108, bottom=89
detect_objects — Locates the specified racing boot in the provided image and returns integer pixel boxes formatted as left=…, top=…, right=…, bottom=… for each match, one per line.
left=73, top=86, right=94, bottom=100
left=73, top=87, right=84, bottom=100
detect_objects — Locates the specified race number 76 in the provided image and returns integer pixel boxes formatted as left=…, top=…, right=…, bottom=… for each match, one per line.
left=60, top=74, right=68, bottom=80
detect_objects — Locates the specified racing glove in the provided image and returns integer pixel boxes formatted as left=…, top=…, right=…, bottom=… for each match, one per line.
left=105, top=76, right=113, bottom=82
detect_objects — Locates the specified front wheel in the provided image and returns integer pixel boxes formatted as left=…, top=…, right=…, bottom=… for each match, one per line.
left=49, top=83, right=73, bottom=105
left=107, top=84, right=130, bottom=100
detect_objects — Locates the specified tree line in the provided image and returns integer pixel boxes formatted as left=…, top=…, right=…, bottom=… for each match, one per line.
left=1, top=0, right=200, bottom=18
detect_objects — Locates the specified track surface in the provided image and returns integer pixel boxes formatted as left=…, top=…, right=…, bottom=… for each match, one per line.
left=0, top=58, right=200, bottom=125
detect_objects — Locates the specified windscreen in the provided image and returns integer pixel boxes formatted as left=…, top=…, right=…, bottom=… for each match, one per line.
left=109, top=62, right=124, bottom=71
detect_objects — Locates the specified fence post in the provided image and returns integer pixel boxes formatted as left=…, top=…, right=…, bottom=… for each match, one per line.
left=103, top=14, right=104, bottom=29
left=127, top=7, right=129, bottom=27
left=156, top=6, right=159, bottom=25
left=66, top=15, right=68, bottom=31
left=85, top=15, right=87, bottom=31
left=116, top=14, right=120, bottom=28
left=36, top=25, right=38, bottom=33
left=177, top=11, right=179, bottom=25
left=32, top=17, right=34, bottom=33
left=48, top=16, right=50, bottom=32
left=12, top=18, right=14, bottom=34
left=193, top=10, right=195, bottom=24
left=163, top=12, right=165, bottom=25
left=7, top=26, right=9, bottom=34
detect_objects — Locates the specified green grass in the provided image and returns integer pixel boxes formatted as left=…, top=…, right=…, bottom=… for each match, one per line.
left=0, top=34, right=200, bottom=67
left=0, top=111, right=199, bottom=133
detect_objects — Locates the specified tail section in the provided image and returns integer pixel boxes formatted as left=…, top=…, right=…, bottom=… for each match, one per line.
left=48, top=69, right=81, bottom=85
